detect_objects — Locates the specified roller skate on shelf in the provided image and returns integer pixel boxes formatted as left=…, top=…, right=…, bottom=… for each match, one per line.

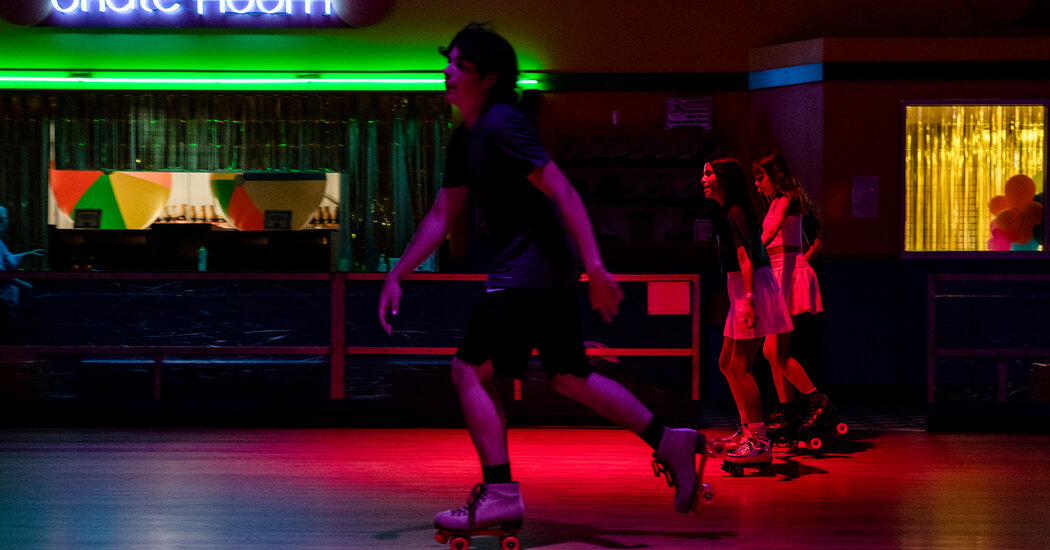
left=651, top=428, right=723, bottom=515
left=434, top=482, right=524, bottom=550
left=794, top=393, right=848, bottom=451
left=721, top=433, right=773, bottom=477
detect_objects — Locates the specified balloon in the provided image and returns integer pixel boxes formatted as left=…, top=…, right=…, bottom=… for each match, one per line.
left=988, top=195, right=1009, bottom=215
left=988, top=228, right=1012, bottom=251
left=1021, top=200, right=1043, bottom=226
left=333, top=0, right=396, bottom=27
left=996, top=208, right=1021, bottom=232
left=0, top=0, right=52, bottom=26
left=1011, top=224, right=1034, bottom=245
left=1005, top=174, right=1036, bottom=208
left=1011, top=238, right=1042, bottom=251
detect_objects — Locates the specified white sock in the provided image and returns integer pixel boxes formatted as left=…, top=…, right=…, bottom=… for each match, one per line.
left=747, top=422, right=767, bottom=440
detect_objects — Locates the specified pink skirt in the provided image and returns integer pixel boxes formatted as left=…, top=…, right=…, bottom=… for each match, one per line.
left=723, top=266, right=793, bottom=340
left=769, top=252, right=823, bottom=316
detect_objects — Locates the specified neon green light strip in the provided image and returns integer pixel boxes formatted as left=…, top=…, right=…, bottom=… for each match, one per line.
left=0, top=71, right=541, bottom=91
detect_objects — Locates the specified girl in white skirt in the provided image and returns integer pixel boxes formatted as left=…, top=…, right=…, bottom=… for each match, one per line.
left=703, top=156, right=792, bottom=470
left=752, top=151, right=837, bottom=443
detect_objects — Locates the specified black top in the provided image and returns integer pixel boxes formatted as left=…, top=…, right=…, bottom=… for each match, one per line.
left=801, top=211, right=820, bottom=247
left=717, top=205, right=770, bottom=274
left=443, top=103, right=580, bottom=289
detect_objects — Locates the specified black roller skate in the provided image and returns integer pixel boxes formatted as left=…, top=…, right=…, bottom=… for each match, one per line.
left=795, top=393, right=848, bottom=451
left=765, top=401, right=803, bottom=449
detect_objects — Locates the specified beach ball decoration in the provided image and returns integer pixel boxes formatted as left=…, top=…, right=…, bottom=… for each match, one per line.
left=333, top=0, right=396, bottom=27
left=988, top=174, right=1042, bottom=251
left=49, top=167, right=172, bottom=229
left=210, top=172, right=326, bottom=231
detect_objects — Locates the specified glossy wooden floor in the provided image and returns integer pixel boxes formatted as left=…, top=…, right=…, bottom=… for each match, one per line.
left=1, top=427, right=1047, bottom=549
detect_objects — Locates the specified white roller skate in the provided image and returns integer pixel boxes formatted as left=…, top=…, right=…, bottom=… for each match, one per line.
left=651, top=427, right=720, bottom=515
left=714, top=424, right=750, bottom=453
left=434, top=482, right=523, bottom=550
left=721, top=433, right=773, bottom=477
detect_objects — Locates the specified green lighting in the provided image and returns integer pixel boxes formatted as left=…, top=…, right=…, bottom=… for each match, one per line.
left=0, top=70, right=542, bottom=92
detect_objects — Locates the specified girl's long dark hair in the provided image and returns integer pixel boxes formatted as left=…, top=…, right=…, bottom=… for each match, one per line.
left=754, top=150, right=815, bottom=218
left=709, top=155, right=759, bottom=229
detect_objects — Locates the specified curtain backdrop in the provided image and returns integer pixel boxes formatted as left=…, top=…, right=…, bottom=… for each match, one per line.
left=905, top=104, right=1045, bottom=252
left=0, top=91, right=450, bottom=271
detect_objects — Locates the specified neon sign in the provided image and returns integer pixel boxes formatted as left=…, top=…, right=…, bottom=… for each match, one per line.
left=35, top=0, right=359, bottom=28
left=49, top=1, right=332, bottom=16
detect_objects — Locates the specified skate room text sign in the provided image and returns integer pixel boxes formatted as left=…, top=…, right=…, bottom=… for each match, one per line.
left=0, top=1, right=394, bottom=28
left=46, top=0, right=342, bottom=27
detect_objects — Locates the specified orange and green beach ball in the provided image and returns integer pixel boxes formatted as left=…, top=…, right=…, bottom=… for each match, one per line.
left=210, top=172, right=327, bottom=231
left=49, top=168, right=172, bottom=229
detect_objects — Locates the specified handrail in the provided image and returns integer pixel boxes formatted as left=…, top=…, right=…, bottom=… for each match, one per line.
left=927, top=273, right=1050, bottom=403
left=1, top=272, right=702, bottom=401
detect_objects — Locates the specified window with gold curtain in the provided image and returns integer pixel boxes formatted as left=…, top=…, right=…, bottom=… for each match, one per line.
left=905, top=104, right=1045, bottom=252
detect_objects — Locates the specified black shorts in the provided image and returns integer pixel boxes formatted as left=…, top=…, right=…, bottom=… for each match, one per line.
left=455, top=285, right=591, bottom=380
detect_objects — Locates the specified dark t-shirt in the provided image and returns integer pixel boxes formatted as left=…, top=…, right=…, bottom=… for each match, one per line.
left=716, top=205, right=770, bottom=274
left=443, top=103, right=579, bottom=289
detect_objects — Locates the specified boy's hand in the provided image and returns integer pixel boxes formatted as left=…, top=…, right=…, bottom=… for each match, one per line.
left=587, top=268, right=622, bottom=323
left=378, top=277, right=402, bottom=335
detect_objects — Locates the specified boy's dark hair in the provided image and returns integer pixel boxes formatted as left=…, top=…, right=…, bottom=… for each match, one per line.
left=440, top=22, right=519, bottom=104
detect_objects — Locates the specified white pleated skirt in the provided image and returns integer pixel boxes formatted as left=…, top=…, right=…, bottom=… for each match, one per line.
left=723, top=265, right=793, bottom=340
left=769, top=251, right=823, bottom=316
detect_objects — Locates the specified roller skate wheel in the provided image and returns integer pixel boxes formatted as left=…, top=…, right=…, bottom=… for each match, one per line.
left=500, top=534, right=521, bottom=550
left=808, top=437, right=822, bottom=450
left=836, top=422, right=849, bottom=435
left=759, top=464, right=774, bottom=476
left=729, top=464, right=744, bottom=477
left=700, top=482, right=715, bottom=502
left=707, top=440, right=727, bottom=458
left=435, top=533, right=449, bottom=544
left=450, top=536, right=470, bottom=550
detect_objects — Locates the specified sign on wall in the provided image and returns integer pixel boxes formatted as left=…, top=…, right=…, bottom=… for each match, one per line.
left=0, top=0, right=395, bottom=28
left=665, top=96, right=712, bottom=130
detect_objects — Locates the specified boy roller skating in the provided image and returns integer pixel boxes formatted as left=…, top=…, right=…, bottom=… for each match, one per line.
left=378, top=23, right=722, bottom=549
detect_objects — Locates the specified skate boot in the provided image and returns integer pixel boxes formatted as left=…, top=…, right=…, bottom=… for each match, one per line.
left=434, top=482, right=523, bottom=550
left=796, top=393, right=848, bottom=450
left=765, top=401, right=803, bottom=447
left=713, top=425, right=750, bottom=453
left=651, top=427, right=717, bottom=514
left=721, top=433, right=773, bottom=477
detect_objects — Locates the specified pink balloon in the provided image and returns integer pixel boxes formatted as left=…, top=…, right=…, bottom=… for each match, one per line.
left=988, top=228, right=1012, bottom=251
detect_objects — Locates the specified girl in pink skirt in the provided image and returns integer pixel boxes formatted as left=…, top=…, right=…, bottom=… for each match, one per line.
left=752, top=151, right=837, bottom=445
left=703, top=156, right=792, bottom=471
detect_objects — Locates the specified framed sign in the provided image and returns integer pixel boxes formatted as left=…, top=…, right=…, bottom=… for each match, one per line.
left=666, top=96, right=712, bottom=130
left=73, top=208, right=102, bottom=229
left=264, top=209, right=293, bottom=230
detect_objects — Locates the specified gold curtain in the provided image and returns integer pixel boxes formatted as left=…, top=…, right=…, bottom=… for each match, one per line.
left=905, top=104, right=1045, bottom=252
